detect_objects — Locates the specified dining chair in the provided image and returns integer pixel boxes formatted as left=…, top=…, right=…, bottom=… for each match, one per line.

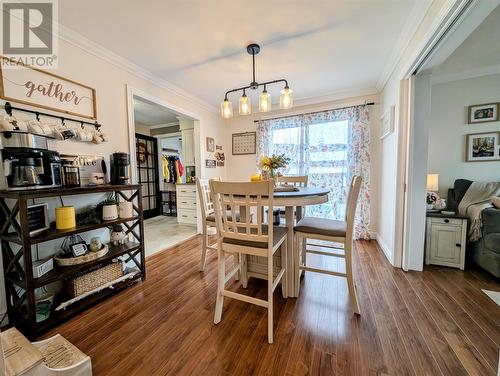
left=272, top=175, right=308, bottom=224
left=196, top=177, right=218, bottom=271
left=210, top=179, right=288, bottom=343
left=293, top=176, right=362, bottom=314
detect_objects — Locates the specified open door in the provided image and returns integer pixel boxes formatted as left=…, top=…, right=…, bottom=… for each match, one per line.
left=136, top=133, right=160, bottom=218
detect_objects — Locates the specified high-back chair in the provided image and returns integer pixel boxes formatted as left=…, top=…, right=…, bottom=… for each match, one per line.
left=293, top=176, right=362, bottom=314
left=210, top=179, right=288, bottom=343
left=196, top=177, right=218, bottom=271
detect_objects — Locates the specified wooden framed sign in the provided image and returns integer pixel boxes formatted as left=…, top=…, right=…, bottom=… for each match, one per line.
left=0, top=56, right=97, bottom=119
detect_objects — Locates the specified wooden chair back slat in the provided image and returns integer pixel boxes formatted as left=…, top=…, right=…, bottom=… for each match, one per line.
left=196, top=177, right=220, bottom=219
left=345, top=176, right=362, bottom=239
left=210, top=180, right=275, bottom=249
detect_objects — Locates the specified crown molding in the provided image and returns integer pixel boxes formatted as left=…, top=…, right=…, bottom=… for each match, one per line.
left=376, top=0, right=434, bottom=91
left=431, top=64, right=500, bottom=85
left=58, top=24, right=218, bottom=114
left=292, top=87, right=379, bottom=108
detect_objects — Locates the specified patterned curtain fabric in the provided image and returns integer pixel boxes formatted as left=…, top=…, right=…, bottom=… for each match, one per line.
left=256, top=105, right=371, bottom=239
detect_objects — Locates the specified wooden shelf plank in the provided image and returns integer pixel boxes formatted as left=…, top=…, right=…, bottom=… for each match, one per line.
left=35, top=274, right=141, bottom=334
left=33, top=242, right=141, bottom=287
left=0, top=184, right=142, bottom=199
left=29, top=216, right=141, bottom=244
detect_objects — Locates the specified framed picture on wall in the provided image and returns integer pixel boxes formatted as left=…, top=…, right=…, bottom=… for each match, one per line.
left=380, top=105, right=394, bottom=139
left=465, top=132, right=500, bottom=162
left=467, top=103, right=498, bottom=124
left=206, top=137, right=215, bottom=152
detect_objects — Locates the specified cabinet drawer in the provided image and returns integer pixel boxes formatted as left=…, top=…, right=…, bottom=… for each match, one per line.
left=176, top=186, right=197, bottom=197
left=177, top=208, right=198, bottom=224
left=177, top=196, right=197, bottom=209
left=430, top=217, right=463, bottom=226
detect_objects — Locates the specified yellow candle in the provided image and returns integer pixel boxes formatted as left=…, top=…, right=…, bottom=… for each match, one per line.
left=55, top=206, right=76, bottom=230
left=250, top=173, right=262, bottom=182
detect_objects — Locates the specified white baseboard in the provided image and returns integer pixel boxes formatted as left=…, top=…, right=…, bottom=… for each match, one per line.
left=375, top=233, right=394, bottom=265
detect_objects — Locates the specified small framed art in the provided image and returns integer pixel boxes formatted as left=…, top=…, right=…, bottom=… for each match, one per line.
left=380, top=105, right=394, bottom=139
left=467, top=103, right=498, bottom=124
left=465, top=132, right=499, bottom=162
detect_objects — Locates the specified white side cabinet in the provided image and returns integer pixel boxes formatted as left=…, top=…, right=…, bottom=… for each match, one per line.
left=425, top=215, right=467, bottom=270
left=176, top=184, right=198, bottom=225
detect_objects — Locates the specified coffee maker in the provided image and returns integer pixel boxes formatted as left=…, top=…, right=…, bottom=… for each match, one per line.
left=110, top=152, right=130, bottom=185
left=0, top=132, right=62, bottom=190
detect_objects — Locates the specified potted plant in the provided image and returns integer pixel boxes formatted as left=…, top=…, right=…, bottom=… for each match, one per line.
left=101, top=196, right=118, bottom=220
left=258, top=154, right=290, bottom=182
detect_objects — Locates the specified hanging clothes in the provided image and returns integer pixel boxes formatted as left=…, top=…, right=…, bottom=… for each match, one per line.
left=164, top=155, right=184, bottom=183
left=175, top=159, right=181, bottom=184
left=177, top=159, right=184, bottom=178
left=161, top=155, right=170, bottom=182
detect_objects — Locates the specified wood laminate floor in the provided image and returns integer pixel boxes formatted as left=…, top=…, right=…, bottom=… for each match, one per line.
left=45, top=237, right=500, bottom=376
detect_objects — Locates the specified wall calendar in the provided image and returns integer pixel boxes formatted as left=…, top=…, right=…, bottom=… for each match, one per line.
left=232, top=132, right=256, bottom=155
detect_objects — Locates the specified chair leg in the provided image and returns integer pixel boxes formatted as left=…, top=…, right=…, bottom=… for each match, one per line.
left=294, top=232, right=301, bottom=296
left=267, top=252, right=274, bottom=344
left=214, top=246, right=225, bottom=324
left=234, top=253, right=240, bottom=281
left=345, top=242, right=360, bottom=315
left=200, top=227, right=208, bottom=272
left=241, top=254, right=248, bottom=289
left=281, top=239, right=288, bottom=298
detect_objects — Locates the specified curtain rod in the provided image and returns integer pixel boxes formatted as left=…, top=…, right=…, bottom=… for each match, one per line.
left=253, top=101, right=375, bottom=123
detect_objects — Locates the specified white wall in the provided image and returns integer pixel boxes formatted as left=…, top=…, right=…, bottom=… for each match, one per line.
left=0, top=35, right=225, bottom=320
left=224, top=94, right=381, bottom=238
left=428, top=73, right=500, bottom=196
left=378, top=0, right=451, bottom=267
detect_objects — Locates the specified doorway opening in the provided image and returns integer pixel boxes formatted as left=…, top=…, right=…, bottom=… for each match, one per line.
left=131, top=94, right=199, bottom=257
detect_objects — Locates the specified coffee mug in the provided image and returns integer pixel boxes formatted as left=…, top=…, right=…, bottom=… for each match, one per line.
left=89, top=172, right=105, bottom=185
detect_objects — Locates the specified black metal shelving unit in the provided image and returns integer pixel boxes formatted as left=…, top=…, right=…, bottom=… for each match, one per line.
left=0, top=184, right=145, bottom=338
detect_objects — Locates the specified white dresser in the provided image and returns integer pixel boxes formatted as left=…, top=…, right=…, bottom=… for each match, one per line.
left=176, top=184, right=198, bottom=225
left=425, top=213, right=468, bottom=270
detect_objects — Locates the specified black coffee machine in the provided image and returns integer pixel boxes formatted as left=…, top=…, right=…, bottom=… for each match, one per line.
left=0, top=132, right=62, bottom=190
left=110, top=152, right=130, bottom=185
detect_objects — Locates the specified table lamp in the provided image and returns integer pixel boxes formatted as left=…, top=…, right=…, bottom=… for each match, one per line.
left=426, top=174, right=439, bottom=192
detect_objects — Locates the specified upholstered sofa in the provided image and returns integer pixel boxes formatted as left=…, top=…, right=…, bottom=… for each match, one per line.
left=447, top=179, right=500, bottom=277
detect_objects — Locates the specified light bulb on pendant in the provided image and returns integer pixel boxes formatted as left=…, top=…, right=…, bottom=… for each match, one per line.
left=220, top=98, right=233, bottom=119
left=239, top=91, right=251, bottom=115
left=259, top=87, right=271, bottom=112
left=280, top=85, right=293, bottom=109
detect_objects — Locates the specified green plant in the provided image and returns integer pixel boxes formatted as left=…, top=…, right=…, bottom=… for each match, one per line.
left=101, top=195, right=118, bottom=206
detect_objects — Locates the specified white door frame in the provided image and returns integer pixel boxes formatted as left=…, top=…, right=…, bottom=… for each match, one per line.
left=394, top=0, right=495, bottom=270
left=125, top=85, right=204, bottom=233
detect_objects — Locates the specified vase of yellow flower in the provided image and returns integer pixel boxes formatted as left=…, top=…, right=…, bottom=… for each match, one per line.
left=258, top=154, right=290, bottom=184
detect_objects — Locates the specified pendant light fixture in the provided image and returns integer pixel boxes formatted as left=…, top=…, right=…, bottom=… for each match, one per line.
left=220, top=43, right=293, bottom=118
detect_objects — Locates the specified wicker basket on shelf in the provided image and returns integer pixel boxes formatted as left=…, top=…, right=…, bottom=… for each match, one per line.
left=66, top=261, right=123, bottom=298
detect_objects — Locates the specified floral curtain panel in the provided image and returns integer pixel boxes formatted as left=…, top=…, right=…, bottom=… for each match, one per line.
left=256, top=105, right=371, bottom=239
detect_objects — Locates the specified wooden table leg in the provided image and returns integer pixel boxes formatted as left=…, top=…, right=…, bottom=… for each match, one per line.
left=285, top=206, right=297, bottom=297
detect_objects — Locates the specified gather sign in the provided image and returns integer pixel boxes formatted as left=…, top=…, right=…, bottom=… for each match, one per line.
left=0, top=57, right=97, bottom=119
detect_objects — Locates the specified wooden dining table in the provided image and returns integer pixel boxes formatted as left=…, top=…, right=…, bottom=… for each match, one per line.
left=239, top=187, right=329, bottom=298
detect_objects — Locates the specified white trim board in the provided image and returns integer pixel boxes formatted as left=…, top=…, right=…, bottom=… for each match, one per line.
left=376, top=234, right=393, bottom=264
left=431, top=64, right=500, bottom=85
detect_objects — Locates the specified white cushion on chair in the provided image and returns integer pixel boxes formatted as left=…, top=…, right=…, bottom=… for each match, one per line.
left=294, top=217, right=347, bottom=237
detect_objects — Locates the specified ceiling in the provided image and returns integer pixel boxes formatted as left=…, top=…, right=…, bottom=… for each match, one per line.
left=133, top=96, right=179, bottom=126
left=59, top=1, right=424, bottom=108
left=432, top=4, right=500, bottom=77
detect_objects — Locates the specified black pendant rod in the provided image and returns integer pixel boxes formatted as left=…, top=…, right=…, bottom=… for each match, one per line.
left=224, top=79, right=288, bottom=100
left=224, top=43, right=289, bottom=100
left=3, top=101, right=101, bottom=129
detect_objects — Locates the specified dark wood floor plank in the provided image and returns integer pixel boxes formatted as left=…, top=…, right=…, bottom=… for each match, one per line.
left=405, top=271, right=496, bottom=375
left=363, top=241, right=443, bottom=376
left=37, top=237, right=498, bottom=376
left=357, top=242, right=416, bottom=376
